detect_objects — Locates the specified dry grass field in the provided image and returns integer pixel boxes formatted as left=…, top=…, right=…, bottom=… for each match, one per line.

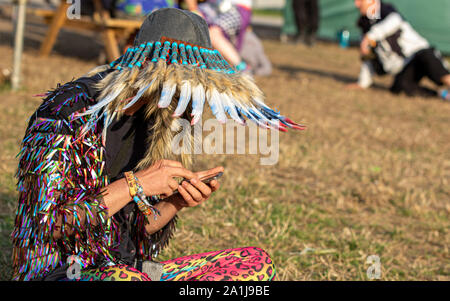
left=0, top=7, right=449, bottom=281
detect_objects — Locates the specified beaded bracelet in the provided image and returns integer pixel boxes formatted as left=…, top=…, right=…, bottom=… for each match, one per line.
left=124, top=171, right=161, bottom=219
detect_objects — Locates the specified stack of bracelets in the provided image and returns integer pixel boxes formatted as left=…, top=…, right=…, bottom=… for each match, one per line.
left=124, top=171, right=161, bottom=220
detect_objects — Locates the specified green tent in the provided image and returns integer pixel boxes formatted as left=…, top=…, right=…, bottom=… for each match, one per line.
left=282, top=0, right=450, bottom=54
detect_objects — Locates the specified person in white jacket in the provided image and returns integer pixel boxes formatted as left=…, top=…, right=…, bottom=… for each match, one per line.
left=348, top=0, right=450, bottom=100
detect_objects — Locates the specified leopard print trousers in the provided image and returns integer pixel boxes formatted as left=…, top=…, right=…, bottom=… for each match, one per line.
left=70, top=247, right=275, bottom=281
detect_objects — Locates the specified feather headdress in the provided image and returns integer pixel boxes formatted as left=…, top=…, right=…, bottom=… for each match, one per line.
left=78, top=9, right=304, bottom=169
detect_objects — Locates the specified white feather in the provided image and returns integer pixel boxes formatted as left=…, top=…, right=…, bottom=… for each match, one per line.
left=173, top=81, right=192, bottom=117
left=249, top=104, right=277, bottom=129
left=158, top=81, right=177, bottom=108
left=122, top=79, right=154, bottom=111
left=79, top=83, right=125, bottom=117
left=232, top=97, right=268, bottom=129
left=228, top=96, right=249, bottom=123
left=221, top=93, right=244, bottom=125
left=191, top=84, right=206, bottom=125
left=207, top=89, right=227, bottom=123
left=251, top=99, right=285, bottom=130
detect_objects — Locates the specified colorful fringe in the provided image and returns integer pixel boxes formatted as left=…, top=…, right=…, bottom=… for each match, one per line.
left=11, top=82, right=177, bottom=281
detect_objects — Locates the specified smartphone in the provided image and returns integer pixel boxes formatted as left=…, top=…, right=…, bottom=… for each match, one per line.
left=170, top=171, right=223, bottom=196
left=199, top=171, right=223, bottom=184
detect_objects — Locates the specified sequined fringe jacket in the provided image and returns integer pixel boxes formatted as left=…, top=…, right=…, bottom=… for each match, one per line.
left=11, top=79, right=176, bottom=281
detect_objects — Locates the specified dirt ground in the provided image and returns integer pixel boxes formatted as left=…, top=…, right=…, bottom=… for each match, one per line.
left=0, top=6, right=449, bottom=281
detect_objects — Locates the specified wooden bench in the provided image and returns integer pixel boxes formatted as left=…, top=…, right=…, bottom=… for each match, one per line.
left=33, top=0, right=143, bottom=62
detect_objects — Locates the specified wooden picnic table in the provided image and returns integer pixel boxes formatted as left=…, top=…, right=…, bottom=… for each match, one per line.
left=34, top=0, right=143, bottom=62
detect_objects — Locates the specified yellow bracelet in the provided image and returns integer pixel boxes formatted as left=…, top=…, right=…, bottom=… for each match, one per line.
left=124, top=171, right=139, bottom=197
left=124, top=171, right=160, bottom=218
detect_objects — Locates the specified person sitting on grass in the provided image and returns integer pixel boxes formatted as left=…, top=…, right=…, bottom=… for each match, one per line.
left=11, top=8, right=302, bottom=281
left=347, top=0, right=450, bottom=101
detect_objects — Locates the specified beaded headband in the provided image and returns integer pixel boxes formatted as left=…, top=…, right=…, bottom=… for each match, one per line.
left=79, top=36, right=305, bottom=142
left=110, top=37, right=236, bottom=74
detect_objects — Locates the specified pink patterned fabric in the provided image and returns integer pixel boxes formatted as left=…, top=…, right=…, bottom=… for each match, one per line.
left=161, top=247, right=275, bottom=281
left=69, top=247, right=275, bottom=281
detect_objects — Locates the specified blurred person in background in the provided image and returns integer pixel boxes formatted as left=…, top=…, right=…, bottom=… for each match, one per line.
left=77, top=1, right=178, bottom=64
left=292, top=0, right=319, bottom=46
left=108, top=0, right=179, bottom=59
left=239, top=28, right=272, bottom=76
left=114, top=0, right=178, bottom=18
left=348, top=0, right=450, bottom=101
left=77, top=1, right=178, bottom=17
left=185, top=0, right=252, bottom=72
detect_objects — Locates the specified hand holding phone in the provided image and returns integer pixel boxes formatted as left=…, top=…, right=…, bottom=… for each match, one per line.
left=171, top=167, right=224, bottom=195
left=168, top=166, right=224, bottom=209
